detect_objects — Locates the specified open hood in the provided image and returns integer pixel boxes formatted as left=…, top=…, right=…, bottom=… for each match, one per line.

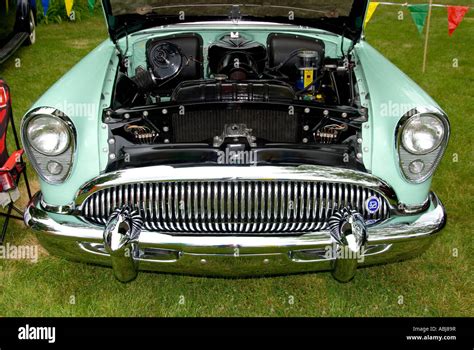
left=102, top=0, right=369, bottom=43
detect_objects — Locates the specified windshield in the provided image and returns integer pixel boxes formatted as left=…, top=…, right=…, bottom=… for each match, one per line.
left=108, top=1, right=356, bottom=19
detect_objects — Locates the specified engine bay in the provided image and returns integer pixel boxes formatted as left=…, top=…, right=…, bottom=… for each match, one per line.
left=116, top=32, right=357, bottom=106
left=107, top=31, right=367, bottom=170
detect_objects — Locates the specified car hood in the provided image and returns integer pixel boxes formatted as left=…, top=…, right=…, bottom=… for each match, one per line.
left=101, top=0, right=369, bottom=42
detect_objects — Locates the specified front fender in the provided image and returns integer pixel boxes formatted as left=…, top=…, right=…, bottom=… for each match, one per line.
left=354, top=41, right=445, bottom=206
left=25, top=39, right=118, bottom=206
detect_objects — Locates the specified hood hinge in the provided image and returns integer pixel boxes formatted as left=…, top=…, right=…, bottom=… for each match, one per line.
left=229, top=5, right=242, bottom=23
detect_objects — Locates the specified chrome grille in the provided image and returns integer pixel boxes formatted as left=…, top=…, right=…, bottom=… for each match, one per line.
left=80, top=181, right=390, bottom=234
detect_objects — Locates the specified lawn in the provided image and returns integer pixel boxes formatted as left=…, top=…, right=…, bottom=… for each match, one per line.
left=0, top=2, right=472, bottom=317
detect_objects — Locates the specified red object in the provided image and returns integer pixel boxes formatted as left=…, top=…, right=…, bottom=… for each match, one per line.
left=0, top=80, right=13, bottom=166
left=447, top=6, right=469, bottom=37
left=0, top=150, right=25, bottom=192
left=0, top=150, right=24, bottom=172
left=0, top=80, right=25, bottom=191
left=0, top=79, right=32, bottom=244
left=0, top=173, right=14, bottom=191
left=0, top=86, right=8, bottom=109
left=0, top=110, right=7, bottom=158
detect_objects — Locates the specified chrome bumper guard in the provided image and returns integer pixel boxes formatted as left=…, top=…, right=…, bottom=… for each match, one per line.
left=25, top=190, right=446, bottom=282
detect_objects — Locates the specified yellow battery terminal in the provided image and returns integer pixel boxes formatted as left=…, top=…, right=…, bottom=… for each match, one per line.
left=304, top=69, right=314, bottom=88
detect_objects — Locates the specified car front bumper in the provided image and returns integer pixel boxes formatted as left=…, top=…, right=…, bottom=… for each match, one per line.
left=24, top=190, right=446, bottom=281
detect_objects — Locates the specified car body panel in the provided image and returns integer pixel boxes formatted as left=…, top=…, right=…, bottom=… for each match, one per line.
left=28, top=40, right=117, bottom=205
left=355, top=41, right=442, bottom=205
left=0, top=0, right=37, bottom=63
left=0, top=0, right=17, bottom=45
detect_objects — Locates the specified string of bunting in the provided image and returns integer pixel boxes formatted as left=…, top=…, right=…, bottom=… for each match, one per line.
left=39, top=1, right=469, bottom=37
left=41, top=0, right=96, bottom=17
left=38, top=1, right=468, bottom=73
left=364, top=1, right=470, bottom=37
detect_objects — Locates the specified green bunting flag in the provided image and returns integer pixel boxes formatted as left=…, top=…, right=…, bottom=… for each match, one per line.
left=88, top=0, right=95, bottom=12
left=408, top=4, right=430, bottom=34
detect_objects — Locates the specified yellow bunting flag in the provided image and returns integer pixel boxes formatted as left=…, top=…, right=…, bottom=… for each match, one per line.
left=364, top=2, right=380, bottom=28
left=65, top=0, right=74, bottom=17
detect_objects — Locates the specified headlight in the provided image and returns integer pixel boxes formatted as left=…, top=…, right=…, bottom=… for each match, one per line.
left=22, top=107, right=76, bottom=184
left=397, top=108, right=449, bottom=183
left=401, top=115, right=444, bottom=155
left=27, top=115, right=70, bottom=155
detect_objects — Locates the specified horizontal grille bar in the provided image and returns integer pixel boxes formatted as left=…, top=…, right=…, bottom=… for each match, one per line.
left=81, top=180, right=389, bottom=235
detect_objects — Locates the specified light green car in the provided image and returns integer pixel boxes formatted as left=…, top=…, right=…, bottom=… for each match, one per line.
left=22, top=0, right=449, bottom=283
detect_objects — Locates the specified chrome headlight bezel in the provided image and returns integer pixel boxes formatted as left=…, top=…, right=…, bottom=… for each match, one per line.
left=26, top=114, right=71, bottom=156
left=396, top=107, right=450, bottom=184
left=401, top=114, right=445, bottom=155
left=21, top=107, right=76, bottom=184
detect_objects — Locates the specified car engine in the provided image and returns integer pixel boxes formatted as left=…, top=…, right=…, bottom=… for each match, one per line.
left=107, top=32, right=366, bottom=171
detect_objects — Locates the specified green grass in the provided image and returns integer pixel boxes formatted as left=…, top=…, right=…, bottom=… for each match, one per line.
left=0, top=4, right=473, bottom=317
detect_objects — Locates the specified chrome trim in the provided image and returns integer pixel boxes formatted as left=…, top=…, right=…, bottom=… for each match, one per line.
left=103, top=207, right=143, bottom=283
left=39, top=198, right=74, bottom=215
left=395, top=107, right=450, bottom=184
left=75, top=165, right=399, bottom=208
left=75, top=166, right=396, bottom=234
left=328, top=207, right=368, bottom=283
left=25, top=191, right=447, bottom=278
left=38, top=165, right=430, bottom=218
left=80, top=180, right=389, bottom=234
left=397, top=198, right=431, bottom=215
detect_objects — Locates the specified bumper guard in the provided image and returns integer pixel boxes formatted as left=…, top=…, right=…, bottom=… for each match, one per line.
left=24, top=191, right=446, bottom=282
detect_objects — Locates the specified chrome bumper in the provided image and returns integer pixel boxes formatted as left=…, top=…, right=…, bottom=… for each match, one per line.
left=24, top=191, right=446, bottom=280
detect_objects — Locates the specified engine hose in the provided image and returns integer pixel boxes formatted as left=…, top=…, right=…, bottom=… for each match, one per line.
left=132, top=69, right=156, bottom=92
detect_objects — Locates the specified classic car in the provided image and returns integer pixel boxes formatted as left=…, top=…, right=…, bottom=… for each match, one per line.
left=23, top=0, right=449, bottom=283
left=0, top=0, right=37, bottom=64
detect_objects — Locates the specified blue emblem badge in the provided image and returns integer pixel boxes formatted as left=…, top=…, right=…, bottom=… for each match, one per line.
left=366, top=196, right=380, bottom=214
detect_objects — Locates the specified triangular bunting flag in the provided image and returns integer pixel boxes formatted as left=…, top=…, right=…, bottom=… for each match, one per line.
left=41, top=0, right=49, bottom=16
left=88, top=0, right=95, bottom=12
left=447, top=6, right=469, bottom=36
left=65, top=0, right=74, bottom=17
left=408, top=4, right=429, bottom=35
left=364, top=2, right=380, bottom=28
